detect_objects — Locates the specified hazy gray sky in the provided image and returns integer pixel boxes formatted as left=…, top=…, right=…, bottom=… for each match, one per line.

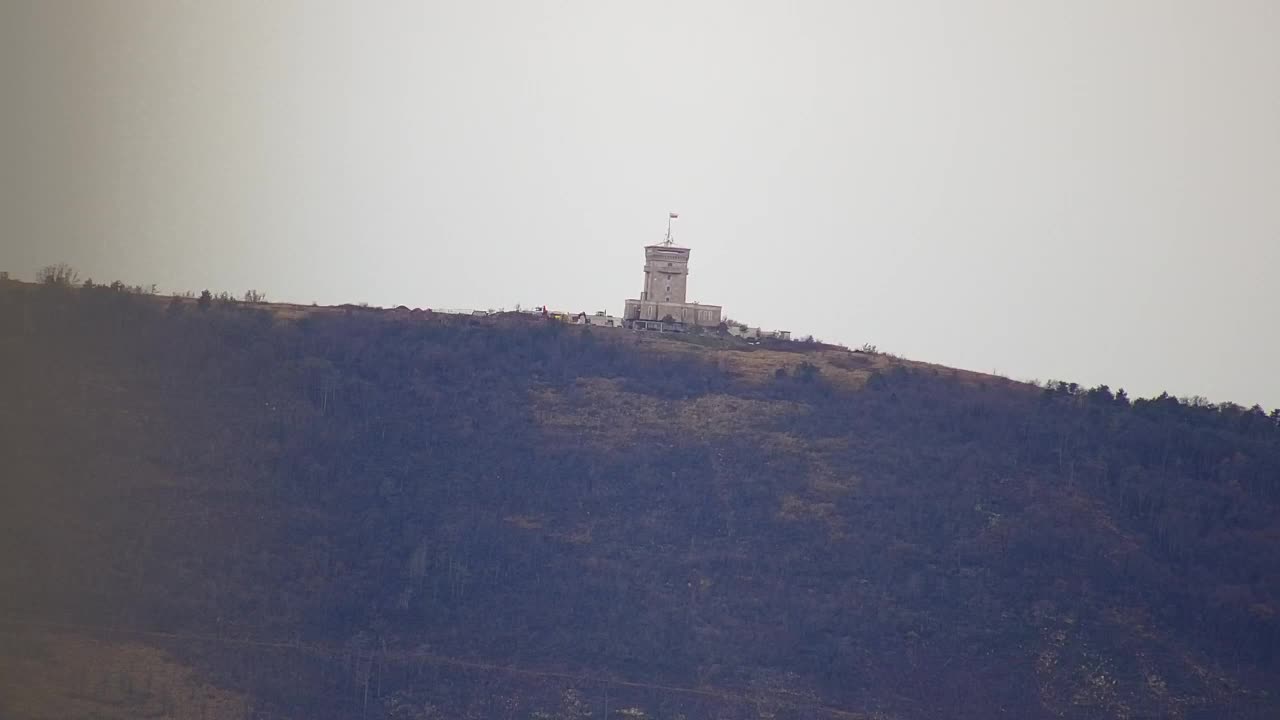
left=2, top=1, right=1277, bottom=408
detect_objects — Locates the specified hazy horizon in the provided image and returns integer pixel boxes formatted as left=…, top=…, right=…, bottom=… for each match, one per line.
left=2, top=1, right=1277, bottom=408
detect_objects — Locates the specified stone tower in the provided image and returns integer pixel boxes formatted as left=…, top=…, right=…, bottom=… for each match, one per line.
left=641, top=245, right=691, bottom=303
left=623, top=214, right=722, bottom=330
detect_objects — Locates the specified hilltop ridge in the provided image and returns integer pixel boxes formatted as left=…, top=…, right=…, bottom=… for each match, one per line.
left=2, top=277, right=1279, bottom=719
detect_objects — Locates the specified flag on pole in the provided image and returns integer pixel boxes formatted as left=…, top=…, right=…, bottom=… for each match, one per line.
left=669, top=212, right=679, bottom=218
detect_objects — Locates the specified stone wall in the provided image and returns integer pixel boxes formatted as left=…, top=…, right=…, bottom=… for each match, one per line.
left=623, top=299, right=721, bottom=327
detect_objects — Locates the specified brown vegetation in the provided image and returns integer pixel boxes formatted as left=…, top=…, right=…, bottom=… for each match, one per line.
left=1, top=278, right=1278, bottom=719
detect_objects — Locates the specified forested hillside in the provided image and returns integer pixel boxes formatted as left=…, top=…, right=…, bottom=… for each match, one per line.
left=1, top=279, right=1278, bottom=720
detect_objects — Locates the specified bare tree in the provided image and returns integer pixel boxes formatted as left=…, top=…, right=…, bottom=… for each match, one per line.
left=37, top=262, right=79, bottom=286
left=243, top=289, right=266, bottom=303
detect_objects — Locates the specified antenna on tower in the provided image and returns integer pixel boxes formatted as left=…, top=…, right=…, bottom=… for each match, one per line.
left=664, top=211, right=678, bottom=245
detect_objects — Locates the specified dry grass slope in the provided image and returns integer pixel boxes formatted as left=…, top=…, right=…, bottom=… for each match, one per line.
left=0, top=626, right=248, bottom=720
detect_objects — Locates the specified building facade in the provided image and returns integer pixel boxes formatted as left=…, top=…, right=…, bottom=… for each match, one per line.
left=573, top=311, right=621, bottom=327
left=727, top=323, right=792, bottom=342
